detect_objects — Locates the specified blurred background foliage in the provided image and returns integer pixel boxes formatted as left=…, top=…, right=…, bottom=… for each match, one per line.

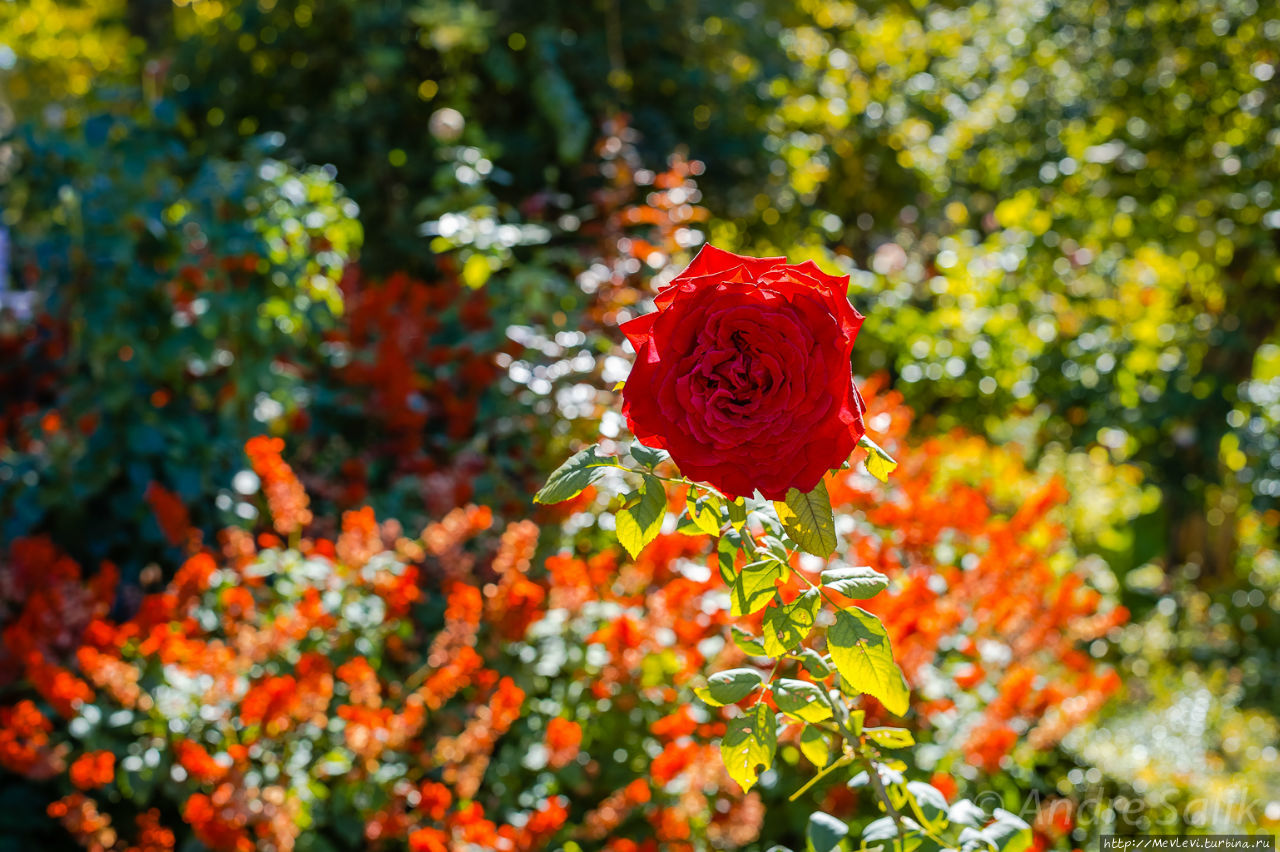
left=1, top=0, right=1278, bottom=849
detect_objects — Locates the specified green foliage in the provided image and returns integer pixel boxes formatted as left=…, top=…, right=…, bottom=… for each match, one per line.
left=730, top=556, right=788, bottom=617
left=532, top=445, right=617, bottom=504
left=762, top=588, right=822, bottom=656
left=807, top=811, right=849, bottom=852
left=828, top=607, right=910, bottom=717
left=820, top=565, right=889, bottom=599
left=615, top=473, right=666, bottom=559
left=0, top=95, right=359, bottom=567
left=696, top=667, right=765, bottom=707
left=775, top=481, right=838, bottom=557
left=721, top=703, right=777, bottom=794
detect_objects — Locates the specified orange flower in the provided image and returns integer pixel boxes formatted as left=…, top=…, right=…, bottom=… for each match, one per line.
left=244, top=436, right=312, bottom=536
left=175, top=739, right=227, bottom=785
left=408, top=827, right=449, bottom=852
left=545, top=717, right=582, bottom=769
left=69, top=750, right=115, bottom=790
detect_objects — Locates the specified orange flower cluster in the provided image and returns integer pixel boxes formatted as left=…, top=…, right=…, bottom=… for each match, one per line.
left=47, top=795, right=175, bottom=852
left=825, top=375, right=1128, bottom=770
left=544, top=717, right=583, bottom=769
left=0, top=535, right=116, bottom=687
left=0, top=698, right=61, bottom=778
left=244, top=435, right=312, bottom=536
left=323, top=267, right=516, bottom=512
left=0, top=438, right=595, bottom=852
left=69, top=750, right=116, bottom=790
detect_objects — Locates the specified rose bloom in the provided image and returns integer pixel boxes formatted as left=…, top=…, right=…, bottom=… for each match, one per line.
left=621, top=245, right=866, bottom=500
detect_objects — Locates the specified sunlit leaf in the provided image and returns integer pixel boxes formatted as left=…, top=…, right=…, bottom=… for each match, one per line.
left=858, top=434, right=898, bottom=483
left=820, top=564, right=889, bottom=599
left=793, top=647, right=831, bottom=679
left=864, top=726, right=914, bottom=749
left=731, top=556, right=787, bottom=617
left=774, top=480, right=837, bottom=557
left=695, top=667, right=764, bottom=706
left=904, top=781, right=949, bottom=831
left=717, top=533, right=739, bottom=584
left=732, top=626, right=768, bottom=657
left=828, top=607, right=910, bottom=716
left=807, top=812, right=849, bottom=852
left=761, top=588, right=821, bottom=656
left=615, top=473, right=666, bottom=558
left=720, top=704, right=776, bottom=793
left=629, top=442, right=667, bottom=468
left=772, top=678, right=832, bottom=723
left=799, top=725, right=831, bottom=768
left=687, top=490, right=723, bottom=537
left=533, top=445, right=616, bottom=504
left=984, top=809, right=1033, bottom=852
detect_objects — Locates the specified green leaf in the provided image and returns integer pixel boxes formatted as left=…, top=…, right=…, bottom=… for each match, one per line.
left=675, top=515, right=704, bottom=536
left=772, top=678, right=832, bottom=723
left=808, top=812, right=849, bottom=852
left=798, top=725, right=831, bottom=768
left=630, top=442, right=668, bottom=468
left=774, top=480, right=837, bottom=557
left=732, top=626, right=768, bottom=656
left=904, top=781, right=949, bottom=831
left=762, top=588, right=822, bottom=656
left=827, top=607, right=910, bottom=716
left=717, top=532, right=740, bottom=584
left=984, top=809, right=1032, bottom=852
left=686, top=491, right=723, bottom=537
left=820, top=565, right=889, bottom=599
left=731, top=557, right=787, bottom=616
left=947, top=800, right=986, bottom=828
left=534, top=445, right=616, bottom=504
left=864, top=726, right=914, bottom=749
left=858, top=434, right=898, bottom=483
left=615, top=473, right=666, bottom=559
left=695, top=667, right=765, bottom=706
left=849, top=708, right=865, bottom=736
left=720, top=704, right=776, bottom=793
left=793, top=648, right=831, bottom=679
left=728, top=497, right=748, bottom=530
left=862, top=815, right=922, bottom=846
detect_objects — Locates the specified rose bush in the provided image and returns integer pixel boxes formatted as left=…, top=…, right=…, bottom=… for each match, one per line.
left=620, top=246, right=867, bottom=501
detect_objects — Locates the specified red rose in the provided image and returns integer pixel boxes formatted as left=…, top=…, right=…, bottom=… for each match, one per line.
left=621, top=245, right=866, bottom=500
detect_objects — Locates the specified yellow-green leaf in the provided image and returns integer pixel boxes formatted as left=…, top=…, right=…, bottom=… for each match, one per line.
left=772, top=678, right=832, bottom=723
left=820, top=564, right=889, bottom=599
left=695, top=667, right=764, bottom=706
left=616, top=473, right=666, bottom=559
left=686, top=491, right=723, bottom=537
left=774, top=480, right=837, bottom=557
left=720, top=704, right=776, bottom=793
left=858, top=434, right=898, bottom=483
left=728, top=497, right=747, bottom=531
left=799, top=725, right=830, bottom=768
left=828, top=607, right=910, bottom=716
left=731, top=557, right=787, bottom=617
left=761, top=588, right=821, bottom=656
left=732, top=626, right=768, bottom=656
left=864, top=726, right=915, bottom=748
left=534, top=445, right=617, bottom=504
